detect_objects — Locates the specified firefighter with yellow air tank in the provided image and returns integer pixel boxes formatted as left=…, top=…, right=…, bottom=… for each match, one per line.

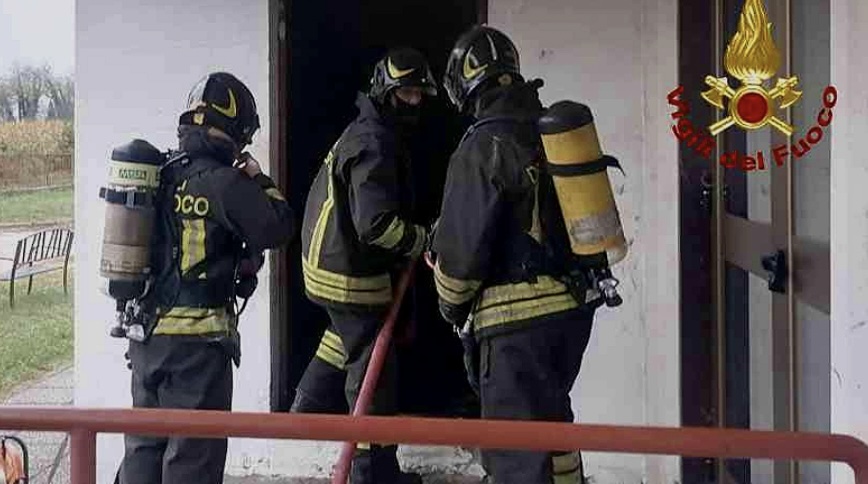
left=429, top=25, right=628, bottom=484
left=105, top=71, right=296, bottom=484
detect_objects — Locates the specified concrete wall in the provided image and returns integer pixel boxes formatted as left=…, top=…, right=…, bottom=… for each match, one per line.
left=75, top=0, right=682, bottom=481
left=487, top=0, right=681, bottom=482
left=830, top=0, right=868, bottom=483
left=74, top=0, right=272, bottom=481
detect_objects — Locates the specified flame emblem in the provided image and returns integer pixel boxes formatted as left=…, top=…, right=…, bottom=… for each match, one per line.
left=701, top=0, right=802, bottom=136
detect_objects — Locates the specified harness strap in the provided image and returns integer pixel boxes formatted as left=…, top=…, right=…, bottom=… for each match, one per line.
left=150, top=154, right=244, bottom=311
left=462, top=115, right=597, bottom=301
left=99, top=188, right=155, bottom=208
left=546, top=155, right=625, bottom=177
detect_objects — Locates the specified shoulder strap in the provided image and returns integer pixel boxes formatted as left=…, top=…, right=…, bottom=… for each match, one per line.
left=466, top=114, right=627, bottom=178
left=458, top=115, right=532, bottom=146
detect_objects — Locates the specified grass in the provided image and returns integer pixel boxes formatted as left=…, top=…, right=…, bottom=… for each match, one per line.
left=0, top=186, right=73, bottom=225
left=0, top=266, right=75, bottom=400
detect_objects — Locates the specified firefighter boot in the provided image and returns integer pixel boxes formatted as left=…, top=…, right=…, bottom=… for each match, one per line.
left=349, top=443, right=423, bottom=484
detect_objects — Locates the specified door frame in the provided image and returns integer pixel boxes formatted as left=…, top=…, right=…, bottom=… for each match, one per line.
left=677, top=0, right=718, bottom=480
left=679, top=0, right=831, bottom=482
left=268, top=0, right=290, bottom=412
left=266, top=0, right=490, bottom=412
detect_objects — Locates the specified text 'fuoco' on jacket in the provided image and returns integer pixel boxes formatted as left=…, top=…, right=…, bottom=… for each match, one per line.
left=152, top=126, right=295, bottom=336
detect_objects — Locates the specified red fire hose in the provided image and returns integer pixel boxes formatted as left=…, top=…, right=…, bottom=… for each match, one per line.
left=331, top=260, right=419, bottom=484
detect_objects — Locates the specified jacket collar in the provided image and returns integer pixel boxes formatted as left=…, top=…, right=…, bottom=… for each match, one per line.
left=177, top=125, right=237, bottom=165
left=356, top=92, right=387, bottom=122
left=473, top=79, right=545, bottom=122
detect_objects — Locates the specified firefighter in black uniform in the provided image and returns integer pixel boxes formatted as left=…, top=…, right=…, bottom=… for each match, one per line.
left=430, top=26, right=601, bottom=484
left=298, top=47, right=437, bottom=484
left=117, top=72, right=296, bottom=484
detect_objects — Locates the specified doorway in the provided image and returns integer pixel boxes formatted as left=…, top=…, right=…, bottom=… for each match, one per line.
left=678, top=0, right=831, bottom=483
left=268, top=0, right=487, bottom=415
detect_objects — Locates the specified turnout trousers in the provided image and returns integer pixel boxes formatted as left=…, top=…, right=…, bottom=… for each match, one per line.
left=477, top=306, right=595, bottom=484
left=326, top=304, right=403, bottom=484
left=291, top=322, right=351, bottom=415
left=117, top=335, right=233, bottom=484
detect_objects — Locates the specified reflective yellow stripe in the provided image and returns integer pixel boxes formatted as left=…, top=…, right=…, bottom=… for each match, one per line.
left=302, top=256, right=392, bottom=305
left=473, top=276, right=581, bottom=330
left=303, top=137, right=393, bottom=305
left=265, top=187, right=286, bottom=201
left=315, top=329, right=346, bottom=369
left=355, top=441, right=396, bottom=449
left=552, top=452, right=580, bottom=474
left=370, top=217, right=405, bottom=250
left=322, top=329, right=344, bottom=353
left=552, top=452, right=582, bottom=484
left=434, top=263, right=481, bottom=305
left=476, top=275, right=568, bottom=307
left=315, top=344, right=345, bottom=369
left=153, top=306, right=231, bottom=335
left=407, top=224, right=426, bottom=258
left=302, top=256, right=390, bottom=290
left=180, top=218, right=207, bottom=280
left=308, top=147, right=337, bottom=268
left=159, top=307, right=218, bottom=317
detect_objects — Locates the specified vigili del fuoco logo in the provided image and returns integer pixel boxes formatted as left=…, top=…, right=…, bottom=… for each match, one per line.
left=667, top=0, right=837, bottom=172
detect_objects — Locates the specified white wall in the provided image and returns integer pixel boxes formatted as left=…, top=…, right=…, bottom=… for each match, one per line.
left=830, top=0, right=868, bottom=483
left=75, top=0, right=684, bottom=481
left=488, top=1, right=681, bottom=482
left=74, top=0, right=273, bottom=481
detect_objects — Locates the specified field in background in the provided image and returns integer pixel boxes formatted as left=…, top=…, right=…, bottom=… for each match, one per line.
left=0, top=119, right=73, bottom=153
left=0, top=119, right=74, bottom=191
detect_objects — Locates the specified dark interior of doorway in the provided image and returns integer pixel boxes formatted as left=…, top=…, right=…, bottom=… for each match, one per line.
left=274, top=0, right=486, bottom=416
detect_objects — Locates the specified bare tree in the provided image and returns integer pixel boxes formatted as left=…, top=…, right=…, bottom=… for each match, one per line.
left=0, top=78, right=16, bottom=122
left=11, top=63, right=52, bottom=120
left=46, top=74, right=74, bottom=120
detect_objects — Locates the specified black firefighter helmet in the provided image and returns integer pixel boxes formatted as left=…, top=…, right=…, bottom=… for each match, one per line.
left=443, top=25, right=522, bottom=112
left=368, top=47, right=438, bottom=105
left=179, top=72, right=261, bottom=148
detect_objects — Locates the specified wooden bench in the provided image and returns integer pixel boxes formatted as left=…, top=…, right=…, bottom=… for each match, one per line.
left=0, top=227, right=73, bottom=308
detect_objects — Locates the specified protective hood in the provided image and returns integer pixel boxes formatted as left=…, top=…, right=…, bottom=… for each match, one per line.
left=177, top=125, right=237, bottom=166
left=473, top=78, right=545, bottom=122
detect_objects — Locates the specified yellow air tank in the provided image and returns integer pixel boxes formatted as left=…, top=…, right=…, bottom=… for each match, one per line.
left=99, top=139, right=166, bottom=337
left=538, top=100, right=627, bottom=307
left=538, top=100, right=627, bottom=267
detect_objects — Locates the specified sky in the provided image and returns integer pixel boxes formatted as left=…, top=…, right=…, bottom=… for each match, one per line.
left=0, top=0, right=75, bottom=77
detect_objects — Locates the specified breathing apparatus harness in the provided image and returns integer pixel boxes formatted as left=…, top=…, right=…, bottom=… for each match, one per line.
left=455, top=113, right=626, bottom=311
left=105, top=148, right=257, bottom=345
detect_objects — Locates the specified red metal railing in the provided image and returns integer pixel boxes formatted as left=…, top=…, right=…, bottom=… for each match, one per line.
left=1, top=407, right=867, bottom=484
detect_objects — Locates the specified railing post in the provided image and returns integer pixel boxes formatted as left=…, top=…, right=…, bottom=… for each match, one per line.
left=71, top=429, right=96, bottom=484
left=854, top=453, right=868, bottom=484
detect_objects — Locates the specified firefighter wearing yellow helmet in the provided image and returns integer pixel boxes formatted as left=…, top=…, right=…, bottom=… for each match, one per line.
left=297, top=47, right=439, bottom=484
left=115, top=71, right=296, bottom=484
left=431, top=24, right=626, bottom=484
